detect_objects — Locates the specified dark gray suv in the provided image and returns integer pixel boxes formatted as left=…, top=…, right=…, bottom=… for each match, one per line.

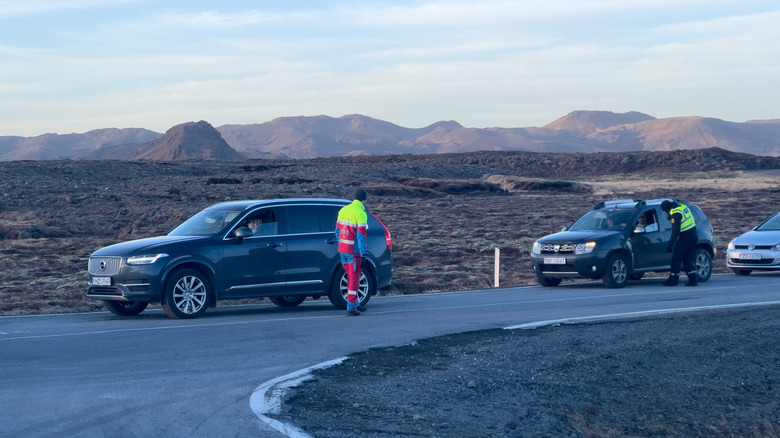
left=531, top=199, right=716, bottom=288
left=87, top=198, right=393, bottom=318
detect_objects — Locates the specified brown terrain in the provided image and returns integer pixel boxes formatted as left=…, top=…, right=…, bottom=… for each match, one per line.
left=1, top=147, right=779, bottom=315
left=2, top=147, right=780, bottom=438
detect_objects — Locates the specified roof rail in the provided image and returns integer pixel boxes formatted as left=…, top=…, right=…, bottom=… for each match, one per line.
left=593, top=199, right=638, bottom=210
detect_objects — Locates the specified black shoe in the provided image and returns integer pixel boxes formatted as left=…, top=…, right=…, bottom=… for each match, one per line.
left=356, top=305, right=367, bottom=312
left=662, top=275, right=679, bottom=286
left=346, top=309, right=361, bottom=316
left=685, top=272, right=699, bottom=287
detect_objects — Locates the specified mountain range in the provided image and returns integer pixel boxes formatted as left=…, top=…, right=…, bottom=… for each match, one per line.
left=1, top=111, right=778, bottom=161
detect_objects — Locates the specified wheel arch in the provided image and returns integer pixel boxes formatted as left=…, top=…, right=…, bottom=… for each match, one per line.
left=603, top=248, right=634, bottom=276
left=697, top=243, right=716, bottom=259
left=161, top=261, right=217, bottom=307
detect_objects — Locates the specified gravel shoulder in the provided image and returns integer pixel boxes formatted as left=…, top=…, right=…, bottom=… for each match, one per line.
left=274, top=305, right=780, bottom=438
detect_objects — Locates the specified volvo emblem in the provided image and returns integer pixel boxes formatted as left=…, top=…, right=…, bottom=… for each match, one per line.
left=100, top=261, right=107, bottom=270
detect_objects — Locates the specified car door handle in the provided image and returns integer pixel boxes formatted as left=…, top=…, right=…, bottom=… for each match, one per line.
left=326, top=238, right=338, bottom=244
left=265, top=242, right=283, bottom=248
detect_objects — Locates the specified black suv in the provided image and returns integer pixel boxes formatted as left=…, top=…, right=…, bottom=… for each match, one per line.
left=530, top=199, right=715, bottom=288
left=87, top=198, right=393, bottom=318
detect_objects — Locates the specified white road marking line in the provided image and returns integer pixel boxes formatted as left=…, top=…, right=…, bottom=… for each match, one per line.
left=251, top=300, right=780, bottom=437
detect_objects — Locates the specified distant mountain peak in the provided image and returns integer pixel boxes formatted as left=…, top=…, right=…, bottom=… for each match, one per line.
left=544, top=110, right=656, bottom=133
left=134, top=120, right=245, bottom=161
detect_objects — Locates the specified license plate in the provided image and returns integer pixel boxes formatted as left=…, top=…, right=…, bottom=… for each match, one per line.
left=738, top=253, right=761, bottom=260
left=92, top=277, right=111, bottom=286
left=544, top=257, right=566, bottom=265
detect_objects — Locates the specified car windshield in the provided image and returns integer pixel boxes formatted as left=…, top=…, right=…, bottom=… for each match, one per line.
left=756, top=213, right=780, bottom=231
left=568, top=209, right=634, bottom=232
left=168, top=205, right=244, bottom=237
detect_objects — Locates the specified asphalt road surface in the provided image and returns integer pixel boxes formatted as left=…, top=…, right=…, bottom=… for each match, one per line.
left=2, top=273, right=779, bottom=438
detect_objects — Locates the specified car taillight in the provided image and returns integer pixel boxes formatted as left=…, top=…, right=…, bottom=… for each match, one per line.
left=372, top=213, right=392, bottom=251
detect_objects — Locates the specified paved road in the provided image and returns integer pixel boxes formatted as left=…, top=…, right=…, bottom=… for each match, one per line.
left=2, top=273, right=779, bottom=437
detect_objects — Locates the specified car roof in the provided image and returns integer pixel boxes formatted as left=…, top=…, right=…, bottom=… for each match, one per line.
left=209, top=198, right=351, bottom=211
left=593, top=198, right=693, bottom=211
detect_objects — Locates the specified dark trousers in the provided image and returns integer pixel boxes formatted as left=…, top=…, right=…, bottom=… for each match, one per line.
left=671, top=229, right=697, bottom=275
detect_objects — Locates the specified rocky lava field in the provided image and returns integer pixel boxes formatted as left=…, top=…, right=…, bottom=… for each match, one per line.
left=1, top=147, right=780, bottom=315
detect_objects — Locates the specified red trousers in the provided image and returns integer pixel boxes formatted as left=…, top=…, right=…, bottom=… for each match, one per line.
left=341, top=254, right=362, bottom=308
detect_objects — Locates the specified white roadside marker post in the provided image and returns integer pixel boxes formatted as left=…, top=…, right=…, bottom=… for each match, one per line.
left=494, top=247, right=500, bottom=288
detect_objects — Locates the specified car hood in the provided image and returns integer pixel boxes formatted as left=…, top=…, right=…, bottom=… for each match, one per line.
left=732, top=230, right=780, bottom=246
left=537, top=230, right=620, bottom=243
left=91, top=235, right=204, bottom=256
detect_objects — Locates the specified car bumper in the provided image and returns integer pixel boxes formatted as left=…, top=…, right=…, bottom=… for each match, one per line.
left=531, top=251, right=610, bottom=279
left=726, top=250, right=780, bottom=270
left=87, top=264, right=164, bottom=302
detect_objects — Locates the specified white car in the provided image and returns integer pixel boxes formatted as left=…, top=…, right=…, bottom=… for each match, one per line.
left=727, top=212, right=780, bottom=275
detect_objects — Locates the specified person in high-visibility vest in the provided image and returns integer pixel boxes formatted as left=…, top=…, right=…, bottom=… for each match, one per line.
left=661, top=200, right=698, bottom=286
left=335, top=189, right=369, bottom=316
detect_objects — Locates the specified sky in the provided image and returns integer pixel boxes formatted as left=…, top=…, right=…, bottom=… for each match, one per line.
left=1, top=1, right=779, bottom=137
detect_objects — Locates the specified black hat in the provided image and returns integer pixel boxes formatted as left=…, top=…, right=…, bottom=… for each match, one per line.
left=660, top=200, right=675, bottom=212
left=353, top=188, right=368, bottom=201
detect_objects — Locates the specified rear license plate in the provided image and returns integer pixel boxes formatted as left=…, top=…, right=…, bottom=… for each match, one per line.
left=738, top=253, right=761, bottom=260
left=92, top=277, right=111, bottom=286
left=544, top=257, right=566, bottom=265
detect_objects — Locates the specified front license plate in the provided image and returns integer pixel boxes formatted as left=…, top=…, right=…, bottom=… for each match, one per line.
left=738, top=253, right=761, bottom=260
left=92, top=277, right=111, bottom=286
left=544, top=257, right=566, bottom=265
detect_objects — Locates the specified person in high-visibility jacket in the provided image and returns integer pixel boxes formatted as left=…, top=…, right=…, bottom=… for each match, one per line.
left=335, top=189, right=369, bottom=316
left=661, top=200, right=698, bottom=286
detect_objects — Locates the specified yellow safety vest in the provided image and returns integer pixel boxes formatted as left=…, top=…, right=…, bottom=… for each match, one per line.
left=671, top=204, right=696, bottom=232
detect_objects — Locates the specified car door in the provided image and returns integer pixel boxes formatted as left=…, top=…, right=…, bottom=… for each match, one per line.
left=630, top=207, right=671, bottom=270
left=282, top=204, right=341, bottom=294
left=220, top=207, right=287, bottom=298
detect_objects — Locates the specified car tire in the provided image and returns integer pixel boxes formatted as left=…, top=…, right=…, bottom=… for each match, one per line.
left=731, top=268, right=752, bottom=276
left=269, top=296, right=306, bottom=307
left=602, top=253, right=629, bottom=288
left=535, top=269, right=562, bottom=287
left=328, top=267, right=374, bottom=310
left=103, top=300, right=148, bottom=316
left=693, top=248, right=712, bottom=282
left=162, top=269, right=210, bottom=319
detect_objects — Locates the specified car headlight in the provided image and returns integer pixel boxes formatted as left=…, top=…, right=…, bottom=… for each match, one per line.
left=727, top=240, right=735, bottom=250
left=575, top=242, right=596, bottom=255
left=126, top=253, right=168, bottom=265
left=532, top=241, right=541, bottom=255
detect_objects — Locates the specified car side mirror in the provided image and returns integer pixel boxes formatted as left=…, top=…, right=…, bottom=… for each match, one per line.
left=234, top=226, right=253, bottom=240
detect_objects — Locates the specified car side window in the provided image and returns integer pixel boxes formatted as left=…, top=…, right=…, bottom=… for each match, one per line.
left=319, top=206, right=341, bottom=232
left=285, top=205, right=327, bottom=234
left=643, top=209, right=660, bottom=233
left=242, top=208, right=279, bottom=237
left=657, top=207, right=672, bottom=231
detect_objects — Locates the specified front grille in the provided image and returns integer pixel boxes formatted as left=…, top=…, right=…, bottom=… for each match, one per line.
left=540, top=243, right=576, bottom=254
left=733, top=245, right=774, bottom=250
left=89, top=257, right=121, bottom=275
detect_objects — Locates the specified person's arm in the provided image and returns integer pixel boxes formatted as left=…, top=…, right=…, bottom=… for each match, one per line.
left=667, top=212, right=682, bottom=251
left=356, top=213, right=368, bottom=256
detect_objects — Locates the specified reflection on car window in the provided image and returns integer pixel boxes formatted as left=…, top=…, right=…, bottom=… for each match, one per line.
left=243, top=209, right=278, bottom=236
left=757, top=213, right=780, bottom=231
left=169, top=206, right=243, bottom=236
left=569, top=210, right=632, bottom=231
